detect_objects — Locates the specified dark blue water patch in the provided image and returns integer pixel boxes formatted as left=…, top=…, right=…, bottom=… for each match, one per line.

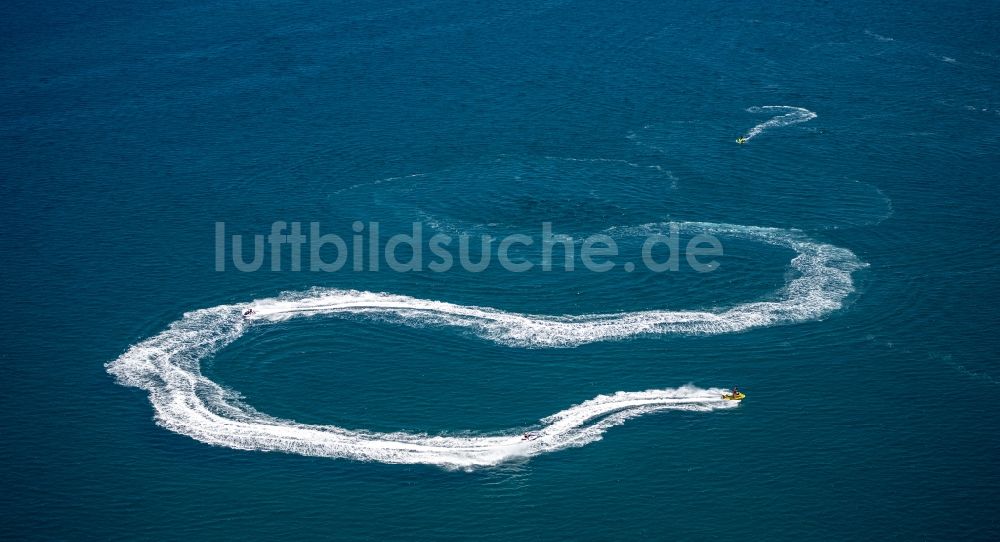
left=3, top=0, right=1000, bottom=539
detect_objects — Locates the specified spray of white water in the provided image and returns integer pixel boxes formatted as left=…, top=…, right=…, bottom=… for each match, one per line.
left=743, top=106, right=817, bottom=141
left=106, top=222, right=864, bottom=469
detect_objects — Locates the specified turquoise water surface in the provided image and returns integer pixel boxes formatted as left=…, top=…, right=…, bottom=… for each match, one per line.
left=2, top=0, right=999, bottom=539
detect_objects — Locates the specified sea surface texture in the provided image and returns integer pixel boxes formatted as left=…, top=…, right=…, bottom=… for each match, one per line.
left=2, top=0, right=998, bottom=539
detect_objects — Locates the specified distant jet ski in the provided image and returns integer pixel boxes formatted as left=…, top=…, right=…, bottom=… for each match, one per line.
left=722, top=386, right=745, bottom=401
left=242, top=308, right=255, bottom=318
left=522, top=432, right=540, bottom=441
left=736, top=137, right=747, bottom=144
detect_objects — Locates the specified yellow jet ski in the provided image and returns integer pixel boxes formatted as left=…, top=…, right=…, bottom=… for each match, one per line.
left=722, top=391, right=746, bottom=401
left=736, top=137, right=747, bottom=145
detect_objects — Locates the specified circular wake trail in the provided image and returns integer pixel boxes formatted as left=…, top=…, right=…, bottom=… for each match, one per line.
left=743, top=106, right=817, bottom=141
left=106, top=222, right=864, bottom=469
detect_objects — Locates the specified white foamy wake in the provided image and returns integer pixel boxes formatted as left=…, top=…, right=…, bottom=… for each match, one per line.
left=106, top=221, right=864, bottom=468
left=743, top=106, right=817, bottom=141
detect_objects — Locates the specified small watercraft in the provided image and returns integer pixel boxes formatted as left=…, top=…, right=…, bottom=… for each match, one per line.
left=736, top=137, right=747, bottom=145
left=722, top=392, right=746, bottom=401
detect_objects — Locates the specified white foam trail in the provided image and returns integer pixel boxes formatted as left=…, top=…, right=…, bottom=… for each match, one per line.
left=743, top=106, right=817, bottom=141
left=330, top=172, right=427, bottom=195
left=106, top=221, right=864, bottom=468
left=543, top=156, right=679, bottom=189
left=864, top=30, right=894, bottom=42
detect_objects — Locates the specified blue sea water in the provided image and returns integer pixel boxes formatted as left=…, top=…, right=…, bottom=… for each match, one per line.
left=2, top=0, right=999, bottom=539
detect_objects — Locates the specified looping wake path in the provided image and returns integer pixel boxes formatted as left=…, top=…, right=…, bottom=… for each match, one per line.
left=107, top=222, right=864, bottom=469
left=743, top=106, right=817, bottom=141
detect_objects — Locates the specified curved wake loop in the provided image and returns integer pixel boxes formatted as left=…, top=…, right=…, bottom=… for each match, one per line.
left=107, top=221, right=864, bottom=469
left=743, top=106, right=817, bottom=141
